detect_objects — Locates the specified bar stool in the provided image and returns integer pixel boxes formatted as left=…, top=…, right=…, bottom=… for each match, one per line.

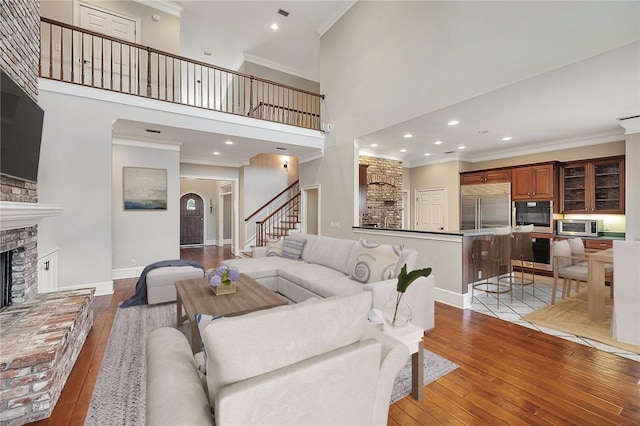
left=472, top=227, right=513, bottom=307
left=509, top=224, right=535, bottom=298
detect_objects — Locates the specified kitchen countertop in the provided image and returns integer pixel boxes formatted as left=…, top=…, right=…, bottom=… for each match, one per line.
left=554, top=233, right=625, bottom=240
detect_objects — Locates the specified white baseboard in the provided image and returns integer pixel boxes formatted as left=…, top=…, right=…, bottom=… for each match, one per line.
left=205, top=239, right=218, bottom=246
left=112, top=266, right=144, bottom=280
left=434, top=287, right=470, bottom=309
left=223, top=238, right=232, bottom=244
left=51, top=281, right=114, bottom=297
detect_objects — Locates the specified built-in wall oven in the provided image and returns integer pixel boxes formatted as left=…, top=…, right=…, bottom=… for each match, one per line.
left=512, top=201, right=553, bottom=271
left=512, top=201, right=553, bottom=233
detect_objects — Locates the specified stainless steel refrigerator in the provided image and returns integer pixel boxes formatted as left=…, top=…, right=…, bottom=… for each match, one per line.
left=460, top=183, right=511, bottom=230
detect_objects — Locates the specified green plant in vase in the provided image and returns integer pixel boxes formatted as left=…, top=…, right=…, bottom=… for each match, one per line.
left=386, top=264, right=432, bottom=327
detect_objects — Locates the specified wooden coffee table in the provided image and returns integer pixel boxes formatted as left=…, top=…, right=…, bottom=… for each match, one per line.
left=176, top=273, right=288, bottom=352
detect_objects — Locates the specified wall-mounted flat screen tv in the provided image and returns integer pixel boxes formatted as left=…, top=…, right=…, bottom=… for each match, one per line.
left=1, top=70, right=45, bottom=183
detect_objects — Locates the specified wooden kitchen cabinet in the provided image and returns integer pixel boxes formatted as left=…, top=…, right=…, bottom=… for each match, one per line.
left=460, top=168, right=511, bottom=185
left=561, top=156, right=624, bottom=214
left=511, top=163, right=555, bottom=200
left=585, top=239, right=613, bottom=250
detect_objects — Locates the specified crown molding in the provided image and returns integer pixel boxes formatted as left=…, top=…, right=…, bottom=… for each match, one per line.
left=618, top=115, right=640, bottom=134
left=317, top=1, right=358, bottom=36
left=242, top=54, right=318, bottom=83
left=131, top=0, right=182, bottom=17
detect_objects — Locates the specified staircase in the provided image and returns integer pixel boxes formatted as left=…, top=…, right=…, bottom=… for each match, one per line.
left=256, top=193, right=301, bottom=246
left=244, top=181, right=300, bottom=251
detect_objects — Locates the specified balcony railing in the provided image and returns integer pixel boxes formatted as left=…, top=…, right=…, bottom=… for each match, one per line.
left=39, top=17, right=324, bottom=131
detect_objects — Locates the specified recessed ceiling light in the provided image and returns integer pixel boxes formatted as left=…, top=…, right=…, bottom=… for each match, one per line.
left=271, top=23, right=278, bottom=30
left=213, top=151, right=220, bottom=155
left=448, top=120, right=459, bottom=126
left=403, top=133, right=413, bottom=139
left=225, top=140, right=234, bottom=145
left=400, top=149, right=407, bottom=153
left=434, top=140, right=443, bottom=145
left=502, top=136, right=512, bottom=141
left=458, top=145, right=466, bottom=150
left=370, top=143, right=378, bottom=148
left=424, top=153, right=431, bottom=157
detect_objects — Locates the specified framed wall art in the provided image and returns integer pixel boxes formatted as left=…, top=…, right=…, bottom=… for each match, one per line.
left=123, top=167, right=167, bottom=210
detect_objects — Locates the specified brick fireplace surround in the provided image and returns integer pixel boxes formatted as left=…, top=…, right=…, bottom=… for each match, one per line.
left=1, top=2, right=94, bottom=425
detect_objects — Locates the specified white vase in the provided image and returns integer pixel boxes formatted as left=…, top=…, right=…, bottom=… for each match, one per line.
left=382, top=294, right=412, bottom=328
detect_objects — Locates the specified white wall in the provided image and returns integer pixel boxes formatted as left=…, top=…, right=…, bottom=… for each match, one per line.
left=242, top=154, right=298, bottom=216
left=309, top=2, right=640, bottom=239
left=37, top=80, right=319, bottom=292
left=112, top=143, right=180, bottom=271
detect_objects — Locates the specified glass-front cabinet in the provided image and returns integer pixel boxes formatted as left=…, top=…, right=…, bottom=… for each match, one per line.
left=561, top=156, right=625, bottom=214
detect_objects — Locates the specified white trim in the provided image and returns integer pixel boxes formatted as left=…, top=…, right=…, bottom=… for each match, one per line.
left=242, top=53, right=318, bottom=83
left=204, top=239, right=218, bottom=246
left=301, top=184, right=321, bottom=235
left=402, top=189, right=410, bottom=230
left=435, top=287, right=469, bottom=310
left=112, top=266, right=144, bottom=280
left=619, top=116, right=640, bottom=134
left=39, top=79, right=324, bottom=145
left=223, top=238, right=232, bottom=244
left=113, top=138, right=182, bottom=151
left=57, top=281, right=114, bottom=297
left=0, top=202, right=63, bottom=232
left=131, top=0, right=183, bottom=17
left=180, top=157, right=244, bottom=168
left=316, top=1, right=358, bottom=36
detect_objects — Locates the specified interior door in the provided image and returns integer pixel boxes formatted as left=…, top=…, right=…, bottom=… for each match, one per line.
left=416, top=188, right=446, bottom=232
left=180, top=193, right=204, bottom=245
left=79, top=4, right=137, bottom=90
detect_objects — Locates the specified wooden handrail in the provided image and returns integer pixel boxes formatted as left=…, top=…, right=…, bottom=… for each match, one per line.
left=39, top=17, right=324, bottom=130
left=245, top=180, right=299, bottom=222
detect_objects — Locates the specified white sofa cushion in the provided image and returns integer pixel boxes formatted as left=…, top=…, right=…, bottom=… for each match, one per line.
left=265, top=237, right=284, bottom=257
left=278, top=263, right=347, bottom=290
left=296, top=233, right=357, bottom=275
left=350, top=239, right=404, bottom=283
left=203, top=292, right=372, bottom=406
left=309, top=275, right=364, bottom=298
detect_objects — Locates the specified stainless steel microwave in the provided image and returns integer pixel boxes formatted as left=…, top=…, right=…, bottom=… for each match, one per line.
left=557, top=219, right=602, bottom=237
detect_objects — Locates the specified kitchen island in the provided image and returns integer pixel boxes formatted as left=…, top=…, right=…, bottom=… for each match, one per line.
left=352, top=226, right=499, bottom=309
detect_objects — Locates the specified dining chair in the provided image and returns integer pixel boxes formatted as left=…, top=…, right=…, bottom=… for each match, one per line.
left=551, top=239, right=588, bottom=304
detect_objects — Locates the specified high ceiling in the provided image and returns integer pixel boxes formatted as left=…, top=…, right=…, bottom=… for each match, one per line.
left=119, top=1, right=639, bottom=168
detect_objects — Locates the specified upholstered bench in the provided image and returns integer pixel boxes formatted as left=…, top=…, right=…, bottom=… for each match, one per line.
left=147, top=266, right=204, bottom=304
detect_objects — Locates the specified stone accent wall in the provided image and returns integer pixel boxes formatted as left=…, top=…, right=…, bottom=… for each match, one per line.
left=359, top=156, right=403, bottom=228
left=0, top=0, right=41, bottom=304
left=0, top=289, right=94, bottom=425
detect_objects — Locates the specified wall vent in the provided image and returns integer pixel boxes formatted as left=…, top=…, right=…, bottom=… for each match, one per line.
left=277, top=9, right=289, bottom=17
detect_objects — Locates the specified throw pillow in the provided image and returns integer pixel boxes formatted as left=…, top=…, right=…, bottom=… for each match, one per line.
left=350, top=239, right=404, bottom=283
left=194, top=313, right=223, bottom=374
left=281, top=237, right=306, bottom=260
left=265, top=237, right=284, bottom=257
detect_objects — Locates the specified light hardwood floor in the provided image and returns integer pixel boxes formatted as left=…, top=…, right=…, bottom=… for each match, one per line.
left=33, top=245, right=640, bottom=425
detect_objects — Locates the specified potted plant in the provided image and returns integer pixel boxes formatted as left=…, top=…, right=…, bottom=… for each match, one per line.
left=384, top=264, right=432, bottom=327
left=206, top=265, right=240, bottom=295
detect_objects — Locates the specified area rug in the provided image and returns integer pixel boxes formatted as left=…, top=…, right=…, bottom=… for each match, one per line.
left=521, top=291, right=640, bottom=354
left=85, top=303, right=457, bottom=425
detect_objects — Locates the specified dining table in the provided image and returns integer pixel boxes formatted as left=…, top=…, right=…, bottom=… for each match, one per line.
left=587, top=248, right=613, bottom=322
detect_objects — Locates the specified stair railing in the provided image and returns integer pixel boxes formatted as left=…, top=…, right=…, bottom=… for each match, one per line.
left=244, top=181, right=299, bottom=250
left=39, top=17, right=324, bottom=131
left=255, top=193, right=301, bottom=247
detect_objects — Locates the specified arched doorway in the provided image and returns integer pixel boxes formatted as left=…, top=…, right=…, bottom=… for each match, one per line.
left=180, top=193, right=204, bottom=245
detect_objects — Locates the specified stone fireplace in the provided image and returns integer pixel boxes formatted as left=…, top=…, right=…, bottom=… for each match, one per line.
left=0, top=2, right=94, bottom=424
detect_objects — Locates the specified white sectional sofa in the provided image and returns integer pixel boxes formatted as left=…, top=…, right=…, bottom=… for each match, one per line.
left=223, top=233, right=435, bottom=331
left=146, top=293, right=409, bottom=425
